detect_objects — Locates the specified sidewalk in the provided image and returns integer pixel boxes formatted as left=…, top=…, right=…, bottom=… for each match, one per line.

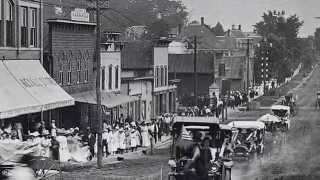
left=61, top=135, right=171, bottom=171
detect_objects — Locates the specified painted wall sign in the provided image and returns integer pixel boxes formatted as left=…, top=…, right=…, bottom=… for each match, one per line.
left=71, top=8, right=89, bottom=22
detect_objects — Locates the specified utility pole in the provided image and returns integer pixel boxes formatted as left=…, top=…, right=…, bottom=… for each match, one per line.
left=246, top=38, right=250, bottom=105
left=193, top=36, right=198, bottom=106
left=95, top=0, right=103, bottom=168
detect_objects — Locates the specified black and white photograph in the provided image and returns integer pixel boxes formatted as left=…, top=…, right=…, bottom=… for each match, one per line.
left=0, top=0, right=319, bottom=179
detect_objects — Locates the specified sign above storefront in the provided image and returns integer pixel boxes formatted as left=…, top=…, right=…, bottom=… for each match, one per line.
left=71, top=8, right=89, bottom=22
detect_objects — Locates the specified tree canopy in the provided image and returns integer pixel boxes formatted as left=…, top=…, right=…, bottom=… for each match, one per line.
left=110, top=0, right=188, bottom=38
left=254, top=10, right=305, bottom=83
left=212, top=22, right=225, bottom=36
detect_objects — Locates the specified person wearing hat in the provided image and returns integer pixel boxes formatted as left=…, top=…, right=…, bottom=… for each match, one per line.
left=141, top=122, right=150, bottom=147
left=102, top=128, right=110, bottom=157
left=41, top=130, right=51, bottom=158
left=118, top=128, right=126, bottom=154
left=184, top=135, right=213, bottom=180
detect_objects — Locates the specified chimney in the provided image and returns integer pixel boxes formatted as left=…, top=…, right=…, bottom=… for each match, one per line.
left=238, top=24, right=241, bottom=31
left=201, top=17, right=204, bottom=26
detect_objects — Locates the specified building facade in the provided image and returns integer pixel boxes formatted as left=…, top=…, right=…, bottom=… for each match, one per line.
left=0, top=0, right=74, bottom=135
left=42, top=2, right=97, bottom=129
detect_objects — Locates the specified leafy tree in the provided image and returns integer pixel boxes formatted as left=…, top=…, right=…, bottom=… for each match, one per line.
left=254, top=10, right=304, bottom=83
left=110, top=0, right=188, bottom=38
left=212, top=22, right=225, bottom=36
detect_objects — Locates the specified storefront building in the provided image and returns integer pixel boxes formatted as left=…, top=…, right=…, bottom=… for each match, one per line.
left=0, top=0, right=74, bottom=136
left=43, top=6, right=97, bottom=129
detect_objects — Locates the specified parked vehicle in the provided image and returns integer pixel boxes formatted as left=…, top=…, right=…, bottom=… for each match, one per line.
left=168, top=116, right=233, bottom=180
left=227, top=121, right=266, bottom=161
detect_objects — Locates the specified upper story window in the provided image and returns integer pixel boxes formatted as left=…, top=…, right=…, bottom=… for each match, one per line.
left=108, top=65, right=112, bottom=90
left=160, top=66, right=164, bottom=86
left=115, top=66, right=119, bottom=89
left=21, top=6, right=28, bottom=47
left=164, top=65, right=168, bottom=86
left=84, top=60, right=89, bottom=83
left=2, top=0, right=14, bottom=47
left=101, top=67, right=105, bottom=90
left=76, top=60, right=81, bottom=84
left=218, top=63, right=226, bottom=77
left=67, top=60, right=72, bottom=85
left=155, top=67, right=159, bottom=87
left=58, top=63, right=63, bottom=85
left=29, top=8, right=37, bottom=47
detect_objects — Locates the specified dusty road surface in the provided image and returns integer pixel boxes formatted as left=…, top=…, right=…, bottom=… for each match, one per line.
left=57, top=66, right=320, bottom=180
left=232, top=65, right=320, bottom=180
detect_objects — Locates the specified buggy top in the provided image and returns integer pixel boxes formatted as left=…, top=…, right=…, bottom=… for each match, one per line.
left=227, top=121, right=266, bottom=130
left=257, top=113, right=281, bottom=123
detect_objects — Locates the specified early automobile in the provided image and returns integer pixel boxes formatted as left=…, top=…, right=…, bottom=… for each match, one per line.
left=271, top=105, right=291, bottom=130
left=282, top=93, right=297, bottom=115
left=257, top=113, right=281, bottom=132
left=168, top=116, right=233, bottom=180
left=227, top=121, right=266, bottom=161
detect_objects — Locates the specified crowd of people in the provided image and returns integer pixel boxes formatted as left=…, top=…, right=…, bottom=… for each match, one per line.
left=0, top=113, right=176, bottom=163
left=178, top=91, right=253, bottom=118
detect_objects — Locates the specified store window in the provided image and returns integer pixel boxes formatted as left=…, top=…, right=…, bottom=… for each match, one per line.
left=21, top=6, right=28, bottom=47
left=5, top=0, right=14, bottom=47
left=29, top=8, right=37, bottom=47
left=108, top=65, right=112, bottom=90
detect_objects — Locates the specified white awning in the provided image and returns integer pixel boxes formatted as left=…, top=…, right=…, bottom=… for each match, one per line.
left=72, top=91, right=139, bottom=108
left=0, top=60, right=74, bottom=119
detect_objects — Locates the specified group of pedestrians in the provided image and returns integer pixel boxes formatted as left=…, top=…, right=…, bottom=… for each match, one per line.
left=83, top=114, right=174, bottom=159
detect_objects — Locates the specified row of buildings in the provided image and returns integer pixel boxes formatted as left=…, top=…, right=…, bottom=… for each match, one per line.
left=0, top=0, right=261, bottom=132
left=0, top=0, right=177, bottom=132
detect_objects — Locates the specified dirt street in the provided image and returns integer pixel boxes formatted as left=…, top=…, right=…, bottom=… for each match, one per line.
left=232, top=65, right=320, bottom=180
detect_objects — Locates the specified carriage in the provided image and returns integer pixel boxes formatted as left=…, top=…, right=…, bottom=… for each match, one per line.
left=168, top=116, right=233, bottom=180
left=271, top=105, right=291, bottom=130
left=257, top=113, right=282, bottom=132
left=282, top=93, right=297, bottom=115
left=0, top=142, right=60, bottom=180
left=227, top=121, right=266, bottom=161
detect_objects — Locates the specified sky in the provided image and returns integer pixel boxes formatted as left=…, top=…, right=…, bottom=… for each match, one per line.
left=181, top=0, right=320, bottom=37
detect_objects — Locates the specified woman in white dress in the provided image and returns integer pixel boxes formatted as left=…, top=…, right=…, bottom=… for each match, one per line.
left=56, top=135, right=71, bottom=162
left=130, top=127, right=138, bottom=151
left=141, top=123, right=150, bottom=147
left=109, top=128, right=118, bottom=155
left=118, top=128, right=126, bottom=154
